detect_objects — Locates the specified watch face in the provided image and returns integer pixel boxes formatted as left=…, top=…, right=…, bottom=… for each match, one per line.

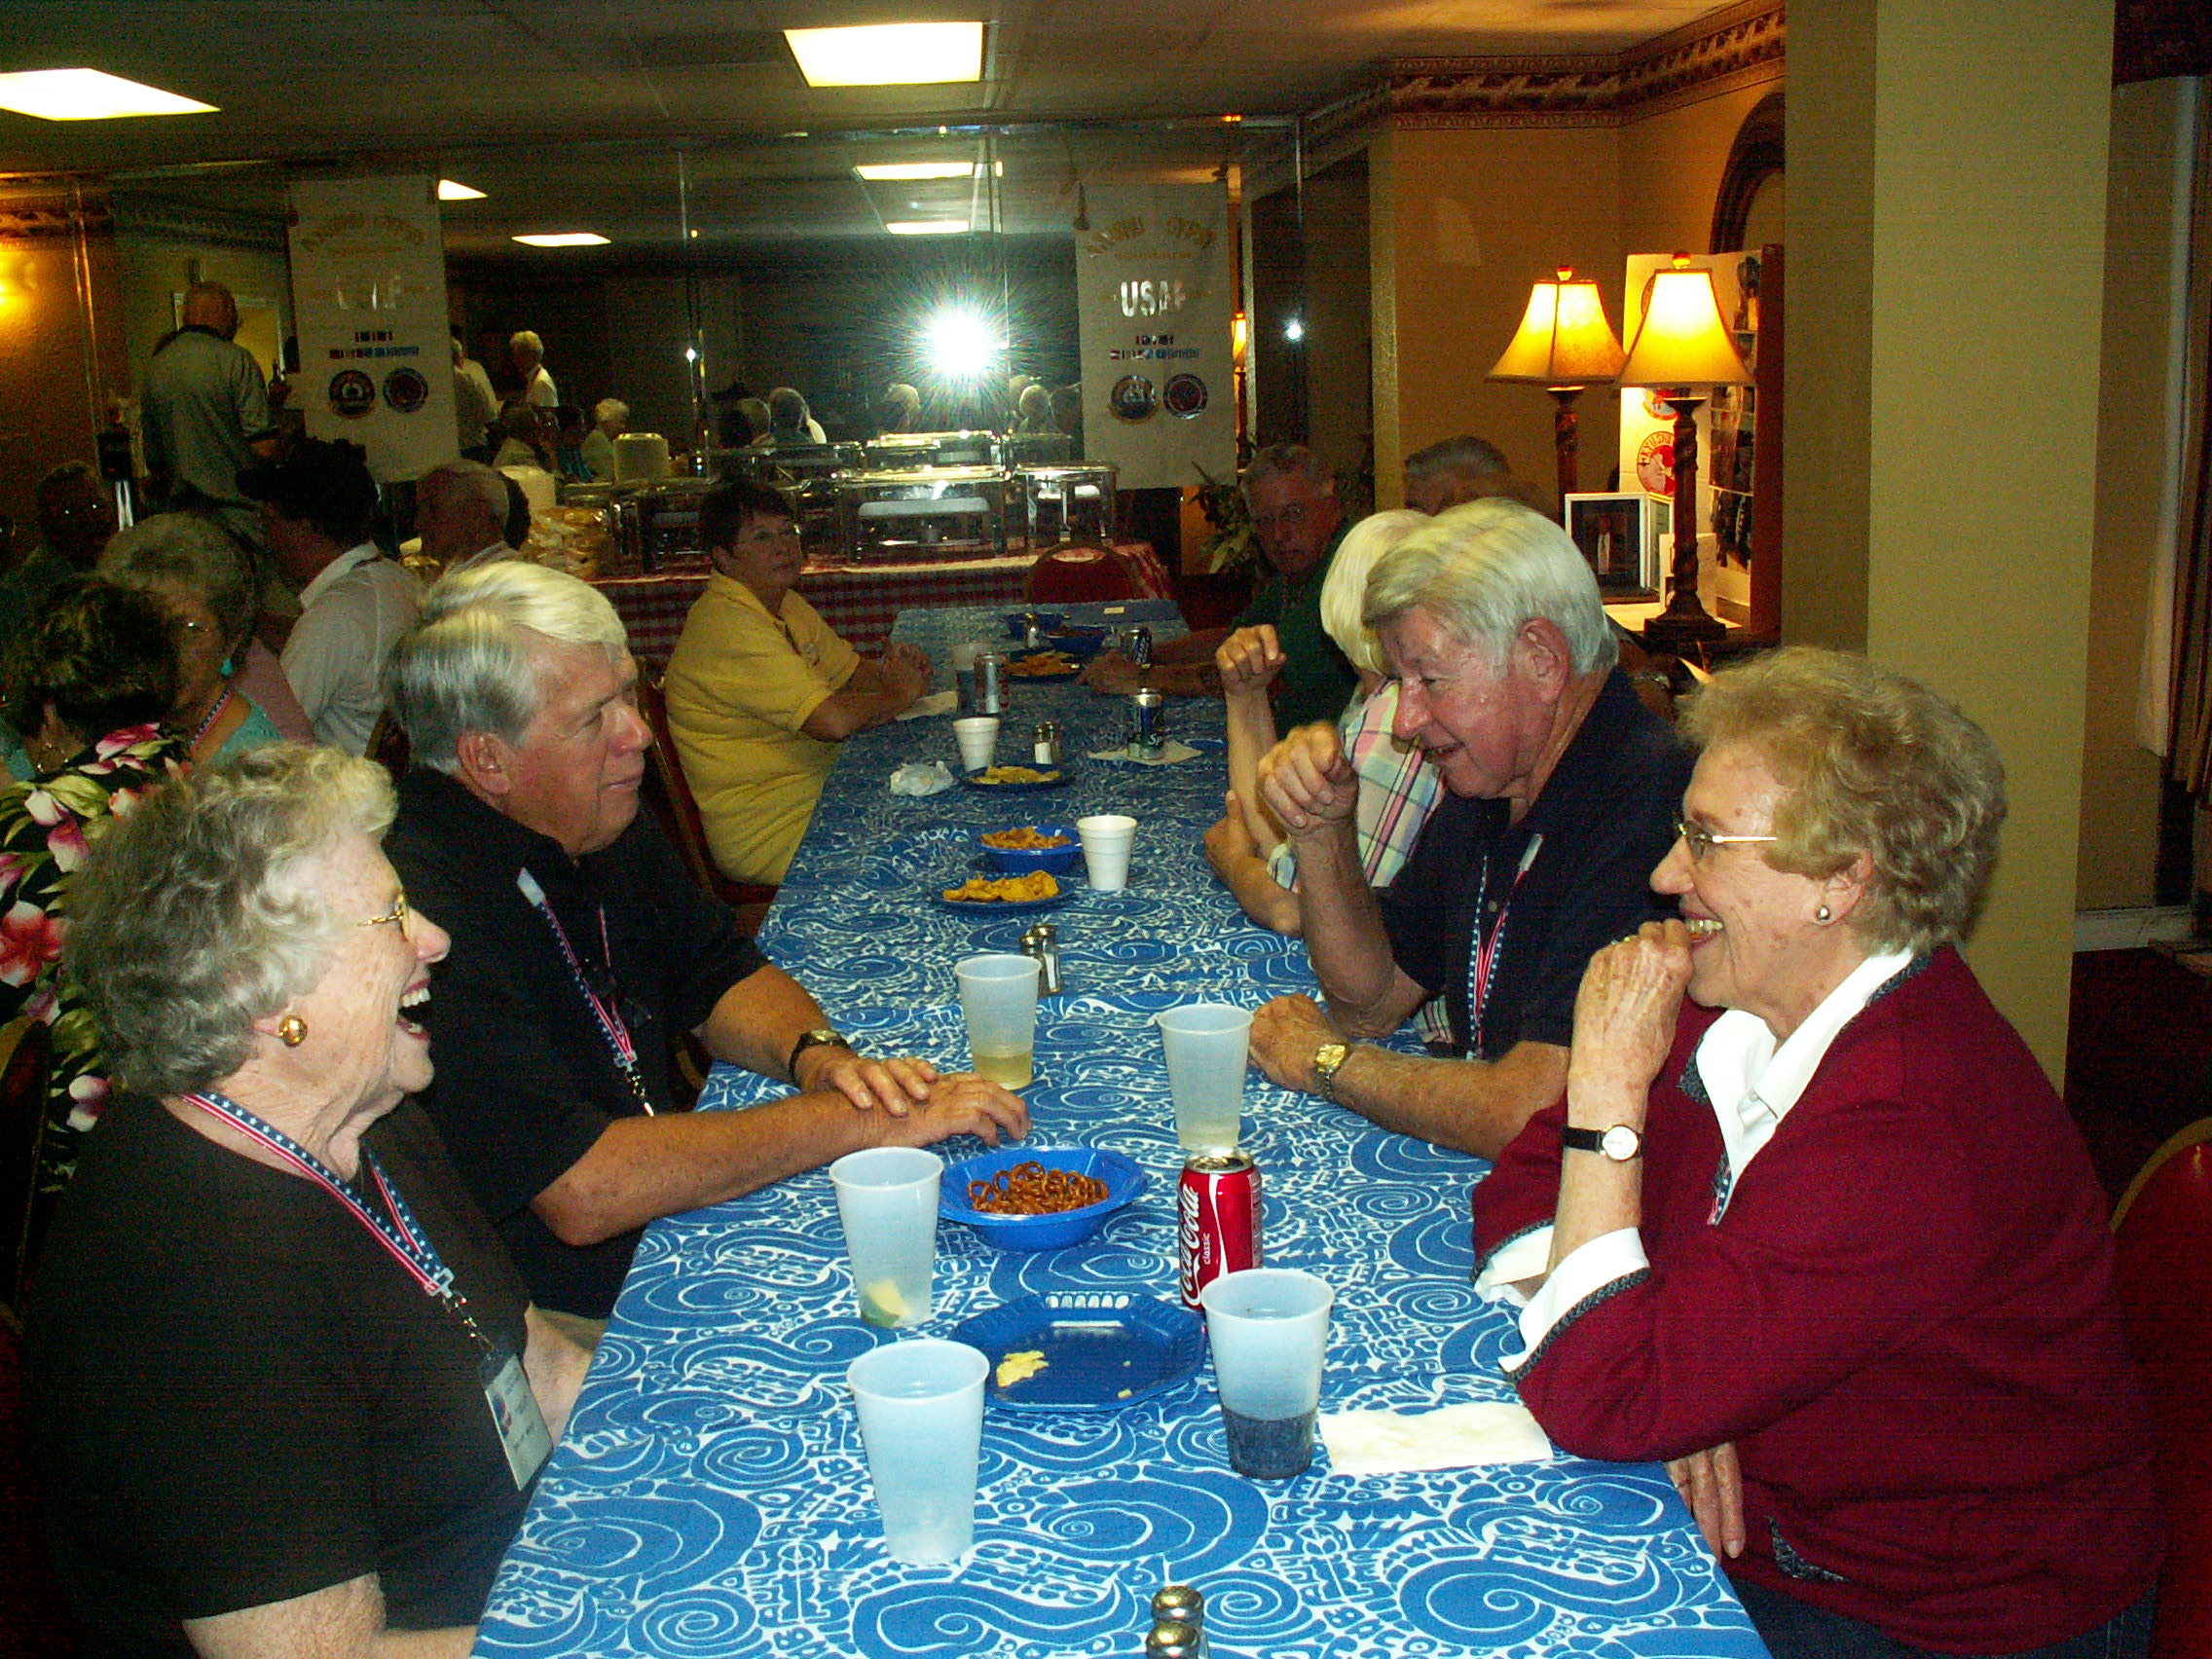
left=1600, top=1124, right=1642, bottom=1161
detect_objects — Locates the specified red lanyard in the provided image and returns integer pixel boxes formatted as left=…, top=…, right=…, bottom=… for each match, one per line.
left=1468, top=832, right=1544, bottom=1055
left=516, top=867, right=654, bottom=1115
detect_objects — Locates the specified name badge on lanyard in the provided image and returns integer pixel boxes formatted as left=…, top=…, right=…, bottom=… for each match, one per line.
left=480, top=1346, right=552, bottom=1489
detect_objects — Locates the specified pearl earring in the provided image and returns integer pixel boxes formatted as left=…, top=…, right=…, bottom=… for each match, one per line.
left=1815, top=904, right=1832, bottom=924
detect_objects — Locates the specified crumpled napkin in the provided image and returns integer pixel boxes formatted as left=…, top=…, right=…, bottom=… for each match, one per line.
left=1086, top=739, right=1203, bottom=766
left=1317, top=1401, right=1554, bottom=1475
left=889, top=760, right=956, bottom=796
left=896, top=690, right=959, bottom=721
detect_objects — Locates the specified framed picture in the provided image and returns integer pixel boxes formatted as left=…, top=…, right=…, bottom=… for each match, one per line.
left=1564, top=492, right=1670, bottom=600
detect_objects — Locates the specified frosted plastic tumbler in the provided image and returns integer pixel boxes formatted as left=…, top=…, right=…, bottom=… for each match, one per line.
left=1076, top=813, right=1137, bottom=890
left=829, top=1147, right=942, bottom=1328
left=1156, top=1002, right=1252, bottom=1154
left=848, top=1338, right=989, bottom=1562
left=956, top=953, right=1042, bottom=1089
left=954, top=717, right=1000, bottom=772
left=1200, top=1268, right=1334, bottom=1479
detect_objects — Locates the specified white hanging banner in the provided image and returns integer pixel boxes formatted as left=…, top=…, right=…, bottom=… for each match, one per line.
left=287, top=176, right=457, bottom=483
left=1076, top=184, right=1236, bottom=493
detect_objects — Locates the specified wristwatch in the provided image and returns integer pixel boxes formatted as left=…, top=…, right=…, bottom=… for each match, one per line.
left=1311, top=1041, right=1350, bottom=1103
left=788, top=1026, right=851, bottom=1080
left=1561, top=1123, right=1644, bottom=1161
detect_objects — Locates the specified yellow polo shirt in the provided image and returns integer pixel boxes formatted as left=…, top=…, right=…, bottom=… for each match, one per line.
left=664, top=572, right=860, bottom=883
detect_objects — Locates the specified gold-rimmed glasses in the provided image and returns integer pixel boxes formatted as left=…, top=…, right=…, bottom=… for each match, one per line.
left=1675, top=817, right=1778, bottom=864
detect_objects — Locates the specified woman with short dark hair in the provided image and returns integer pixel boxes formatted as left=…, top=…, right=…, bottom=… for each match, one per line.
left=0, top=578, right=187, bottom=1221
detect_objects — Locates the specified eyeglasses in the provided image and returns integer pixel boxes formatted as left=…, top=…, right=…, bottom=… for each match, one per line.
left=359, top=890, right=415, bottom=939
left=1675, top=817, right=1778, bottom=864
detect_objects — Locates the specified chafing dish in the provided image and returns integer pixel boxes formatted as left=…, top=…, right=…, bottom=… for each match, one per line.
left=834, top=466, right=1009, bottom=558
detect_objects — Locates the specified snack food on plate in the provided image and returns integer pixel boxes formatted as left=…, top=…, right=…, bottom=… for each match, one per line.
left=995, top=1349, right=1050, bottom=1387
left=1007, top=651, right=1077, bottom=678
left=942, top=871, right=1061, bottom=904
left=981, top=827, right=1073, bottom=850
left=967, top=1160, right=1109, bottom=1214
left=973, top=764, right=1058, bottom=786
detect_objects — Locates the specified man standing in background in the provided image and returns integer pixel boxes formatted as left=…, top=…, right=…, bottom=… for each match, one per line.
left=511, top=331, right=558, bottom=409
left=139, top=281, right=277, bottom=544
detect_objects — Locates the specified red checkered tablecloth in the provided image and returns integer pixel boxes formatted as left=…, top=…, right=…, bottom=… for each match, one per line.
left=593, top=540, right=1171, bottom=667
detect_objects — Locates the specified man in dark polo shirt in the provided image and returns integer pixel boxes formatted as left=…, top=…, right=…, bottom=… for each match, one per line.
left=1080, top=443, right=1359, bottom=730
left=1246, top=498, right=1689, bottom=1160
left=385, top=562, right=1027, bottom=1326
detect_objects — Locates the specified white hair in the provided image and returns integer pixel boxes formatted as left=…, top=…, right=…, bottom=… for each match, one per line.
left=419, top=460, right=508, bottom=526
left=594, top=398, right=629, bottom=428
left=386, top=562, right=628, bottom=772
left=1364, top=498, right=1616, bottom=676
left=509, top=329, right=543, bottom=356
left=1317, top=510, right=1430, bottom=677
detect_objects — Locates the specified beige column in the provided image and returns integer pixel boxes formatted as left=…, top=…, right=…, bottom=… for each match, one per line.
left=1788, top=0, right=2115, bottom=1078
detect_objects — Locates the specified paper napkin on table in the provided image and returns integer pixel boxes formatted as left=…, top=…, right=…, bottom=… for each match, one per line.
left=889, top=760, right=956, bottom=796
left=1086, top=739, right=1202, bottom=766
left=897, top=690, right=959, bottom=721
left=1318, top=1402, right=1554, bottom=1475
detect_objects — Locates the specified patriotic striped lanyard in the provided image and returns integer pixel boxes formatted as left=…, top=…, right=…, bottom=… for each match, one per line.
left=1468, top=832, right=1544, bottom=1056
left=181, top=1089, right=493, bottom=1354
left=516, top=867, right=654, bottom=1115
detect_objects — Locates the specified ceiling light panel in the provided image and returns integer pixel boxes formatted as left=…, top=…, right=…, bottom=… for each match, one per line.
left=511, top=232, right=609, bottom=247
left=855, top=162, right=974, bottom=181
left=885, top=220, right=970, bottom=236
left=785, top=23, right=983, bottom=88
left=437, top=179, right=485, bottom=201
left=0, top=68, right=215, bottom=121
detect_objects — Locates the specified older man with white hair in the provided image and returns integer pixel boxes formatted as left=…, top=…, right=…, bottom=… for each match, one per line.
left=510, top=330, right=558, bottom=409
left=1246, top=499, right=1689, bottom=1159
left=385, top=563, right=1025, bottom=1326
left=415, top=460, right=515, bottom=573
left=580, top=398, right=627, bottom=481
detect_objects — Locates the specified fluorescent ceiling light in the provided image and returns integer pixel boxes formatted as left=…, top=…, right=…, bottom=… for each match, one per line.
left=437, top=179, right=486, bottom=201
left=0, top=68, right=215, bottom=121
left=856, top=162, right=973, bottom=182
left=511, top=232, right=608, bottom=247
left=886, top=220, right=969, bottom=236
left=785, top=22, right=982, bottom=88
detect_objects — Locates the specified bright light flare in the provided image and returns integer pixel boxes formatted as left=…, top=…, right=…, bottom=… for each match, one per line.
left=0, top=68, right=214, bottom=121
left=922, top=309, right=1001, bottom=380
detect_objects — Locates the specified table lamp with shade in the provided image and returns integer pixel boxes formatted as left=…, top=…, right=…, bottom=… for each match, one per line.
left=1615, top=252, right=1753, bottom=649
left=1486, top=267, right=1626, bottom=505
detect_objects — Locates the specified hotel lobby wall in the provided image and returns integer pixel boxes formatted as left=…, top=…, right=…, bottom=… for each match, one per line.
left=0, top=180, right=127, bottom=563
left=1788, top=0, right=2114, bottom=1080
left=2078, top=77, right=2196, bottom=912
left=1367, top=123, right=1624, bottom=513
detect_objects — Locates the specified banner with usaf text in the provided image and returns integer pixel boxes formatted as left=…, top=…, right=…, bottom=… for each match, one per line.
left=1076, top=184, right=1236, bottom=494
left=288, top=176, right=457, bottom=483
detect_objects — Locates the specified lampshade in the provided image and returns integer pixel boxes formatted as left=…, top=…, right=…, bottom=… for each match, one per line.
left=1616, top=254, right=1752, bottom=388
left=1488, top=268, right=1626, bottom=386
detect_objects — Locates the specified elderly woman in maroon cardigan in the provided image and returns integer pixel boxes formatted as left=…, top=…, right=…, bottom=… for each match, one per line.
left=1473, top=646, right=2162, bottom=1659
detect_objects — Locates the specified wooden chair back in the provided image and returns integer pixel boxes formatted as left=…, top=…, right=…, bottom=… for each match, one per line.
left=2112, top=1115, right=2212, bottom=1658
left=634, top=672, right=777, bottom=936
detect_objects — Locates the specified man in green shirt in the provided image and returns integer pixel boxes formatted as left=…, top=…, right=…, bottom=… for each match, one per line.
left=1080, top=444, right=1357, bottom=730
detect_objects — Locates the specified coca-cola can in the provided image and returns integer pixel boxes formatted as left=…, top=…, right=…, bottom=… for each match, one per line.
left=1179, top=1151, right=1262, bottom=1309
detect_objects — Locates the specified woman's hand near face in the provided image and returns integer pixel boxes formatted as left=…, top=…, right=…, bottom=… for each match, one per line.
left=1567, top=921, right=1693, bottom=1112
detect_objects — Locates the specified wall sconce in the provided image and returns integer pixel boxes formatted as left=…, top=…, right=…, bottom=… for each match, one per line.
left=1487, top=266, right=1625, bottom=505
left=1614, top=253, right=1751, bottom=649
left=1231, top=310, right=1248, bottom=365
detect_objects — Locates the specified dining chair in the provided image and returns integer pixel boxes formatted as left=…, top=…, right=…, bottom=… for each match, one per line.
left=1027, top=539, right=1145, bottom=605
left=2111, top=1115, right=2212, bottom=1659
left=0, top=1017, right=54, bottom=1332
left=634, top=671, right=778, bottom=937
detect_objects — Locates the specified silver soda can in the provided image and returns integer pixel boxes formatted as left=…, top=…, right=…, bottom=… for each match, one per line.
left=976, top=651, right=1008, bottom=715
left=1126, top=624, right=1154, bottom=668
left=1128, top=688, right=1166, bottom=758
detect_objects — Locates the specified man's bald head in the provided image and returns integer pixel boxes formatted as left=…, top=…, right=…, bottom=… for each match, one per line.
left=180, top=282, right=239, bottom=339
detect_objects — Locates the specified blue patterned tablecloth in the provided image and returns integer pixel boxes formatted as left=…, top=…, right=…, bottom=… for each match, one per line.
left=473, top=603, right=1767, bottom=1659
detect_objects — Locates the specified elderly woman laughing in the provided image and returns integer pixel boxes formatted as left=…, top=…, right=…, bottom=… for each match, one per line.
left=1473, top=647, right=2161, bottom=1659
left=27, top=747, right=589, bottom=1658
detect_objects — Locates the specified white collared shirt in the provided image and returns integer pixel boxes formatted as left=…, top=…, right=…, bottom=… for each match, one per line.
left=1477, top=949, right=1915, bottom=1374
left=281, top=542, right=424, bottom=755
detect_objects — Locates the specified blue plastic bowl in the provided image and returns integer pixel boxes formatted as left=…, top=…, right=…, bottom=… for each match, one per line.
left=1045, top=626, right=1109, bottom=661
left=977, top=824, right=1083, bottom=874
left=941, top=1147, right=1146, bottom=1250
left=1003, top=609, right=1065, bottom=640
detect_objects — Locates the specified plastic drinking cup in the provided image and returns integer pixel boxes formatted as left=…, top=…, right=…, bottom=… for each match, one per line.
left=956, top=952, right=1042, bottom=1090
left=829, top=1147, right=942, bottom=1328
left=1155, top=1002, right=1252, bottom=1155
left=1199, top=1268, right=1334, bottom=1479
left=953, top=717, right=1000, bottom=772
left=847, top=1338, right=989, bottom=1562
left=1076, top=813, right=1137, bottom=891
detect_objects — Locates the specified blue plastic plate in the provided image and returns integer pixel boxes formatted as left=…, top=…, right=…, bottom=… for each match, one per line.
left=959, top=765, right=1076, bottom=793
left=952, top=1291, right=1204, bottom=1412
left=941, top=1147, right=1145, bottom=1248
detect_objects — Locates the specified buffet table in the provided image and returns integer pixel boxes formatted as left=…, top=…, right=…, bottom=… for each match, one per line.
left=592, top=539, right=1173, bottom=667
left=471, top=603, right=1766, bottom=1659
